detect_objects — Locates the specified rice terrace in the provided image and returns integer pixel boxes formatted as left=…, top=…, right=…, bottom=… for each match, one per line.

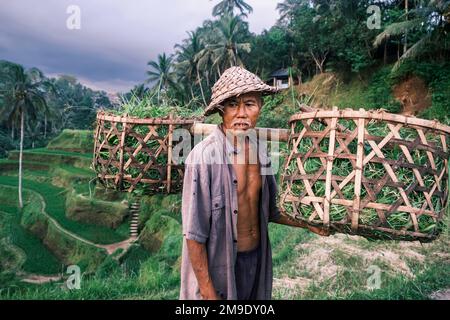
left=0, top=0, right=449, bottom=302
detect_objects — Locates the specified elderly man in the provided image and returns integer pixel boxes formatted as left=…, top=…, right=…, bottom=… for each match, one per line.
left=180, top=66, right=328, bottom=300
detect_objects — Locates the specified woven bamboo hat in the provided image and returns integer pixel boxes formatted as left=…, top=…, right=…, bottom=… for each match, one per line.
left=204, top=66, right=279, bottom=116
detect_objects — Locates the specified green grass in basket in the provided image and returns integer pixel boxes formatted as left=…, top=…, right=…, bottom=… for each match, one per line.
left=112, top=94, right=203, bottom=119
left=284, top=120, right=446, bottom=236
left=98, top=95, right=203, bottom=193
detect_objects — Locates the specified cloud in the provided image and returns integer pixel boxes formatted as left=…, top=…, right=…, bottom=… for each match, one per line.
left=0, top=0, right=279, bottom=93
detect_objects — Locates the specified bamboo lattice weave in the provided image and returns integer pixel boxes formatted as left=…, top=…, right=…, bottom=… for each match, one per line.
left=280, top=108, right=450, bottom=241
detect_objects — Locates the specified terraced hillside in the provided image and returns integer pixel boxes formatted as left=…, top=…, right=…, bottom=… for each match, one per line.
left=0, top=129, right=449, bottom=300
left=0, top=130, right=134, bottom=277
left=0, top=130, right=189, bottom=299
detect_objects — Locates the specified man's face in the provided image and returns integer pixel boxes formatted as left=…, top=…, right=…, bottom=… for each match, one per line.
left=221, top=92, right=262, bottom=131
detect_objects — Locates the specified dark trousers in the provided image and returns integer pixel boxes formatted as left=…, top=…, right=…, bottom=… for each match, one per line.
left=234, top=244, right=261, bottom=300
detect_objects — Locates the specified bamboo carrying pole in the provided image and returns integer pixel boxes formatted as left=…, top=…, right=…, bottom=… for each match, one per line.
left=190, top=123, right=289, bottom=142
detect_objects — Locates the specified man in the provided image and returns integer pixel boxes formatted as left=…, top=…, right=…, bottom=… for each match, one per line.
left=180, top=66, right=328, bottom=300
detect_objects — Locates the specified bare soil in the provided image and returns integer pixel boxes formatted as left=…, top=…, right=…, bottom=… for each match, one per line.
left=393, top=76, right=431, bottom=116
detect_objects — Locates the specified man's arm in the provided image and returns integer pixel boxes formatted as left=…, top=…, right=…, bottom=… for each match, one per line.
left=272, top=213, right=331, bottom=236
left=186, top=239, right=220, bottom=300
left=266, top=174, right=330, bottom=236
left=181, top=162, right=219, bottom=299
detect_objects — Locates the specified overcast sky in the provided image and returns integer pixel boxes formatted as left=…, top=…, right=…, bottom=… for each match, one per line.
left=0, top=0, right=280, bottom=94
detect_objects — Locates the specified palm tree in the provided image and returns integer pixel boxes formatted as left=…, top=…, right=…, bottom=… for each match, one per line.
left=276, top=0, right=301, bottom=23
left=41, top=88, right=60, bottom=139
left=193, top=22, right=218, bottom=82
left=196, top=44, right=217, bottom=84
left=0, top=61, right=51, bottom=208
left=26, top=120, right=42, bottom=149
left=373, top=0, right=450, bottom=70
left=212, top=0, right=253, bottom=17
left=146, top=53, right=175, bottom=103
left=206, top=15, right=252, bottom=72
left=175, top=31, right=208, bottom=106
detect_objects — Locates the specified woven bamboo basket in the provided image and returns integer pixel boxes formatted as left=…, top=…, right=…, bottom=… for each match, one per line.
left=280, top=107, right=450, bottom=241
left=92, top=111, right=203, bottom=194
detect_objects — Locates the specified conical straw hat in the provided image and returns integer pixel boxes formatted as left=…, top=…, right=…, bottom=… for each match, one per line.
left=204, top=66, right=279, bottom=116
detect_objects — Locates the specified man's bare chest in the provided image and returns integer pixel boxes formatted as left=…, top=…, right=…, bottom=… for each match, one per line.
left=232, top=163, right=262, bottom=197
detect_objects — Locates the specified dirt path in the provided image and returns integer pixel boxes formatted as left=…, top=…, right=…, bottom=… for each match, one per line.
left=1, top=183, right=138, bottom=287
left=18, top=238, right=139, bottom=284
left=18, top=238, right=139, bottom=285
left=0, top=182, right=138, bottom=255
left=272, top=233, right=450, bottom=299
left=12, top=184, right=137, bottom=254
left=21, top=274, right=63, bottom=284
left=99, top=237, right=138, bottom=255
left=14, top=187, right=136, bottom=283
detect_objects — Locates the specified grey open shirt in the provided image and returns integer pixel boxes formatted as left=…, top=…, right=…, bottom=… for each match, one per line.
left=179, top=125, right=281, bottom=300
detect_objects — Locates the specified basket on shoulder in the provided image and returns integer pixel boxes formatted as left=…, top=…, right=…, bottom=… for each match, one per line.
left=92, top=107, right=449, bottom=242
left=280, top=107, right=450, bottom=242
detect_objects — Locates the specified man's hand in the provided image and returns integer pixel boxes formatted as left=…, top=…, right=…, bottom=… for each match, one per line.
left=186, top=239, right=222, bottom=300
left=200, top=286, right=221, bottom=300
left=307, top=225, right=331, bottom=237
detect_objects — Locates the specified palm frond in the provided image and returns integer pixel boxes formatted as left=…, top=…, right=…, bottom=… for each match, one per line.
left=392, top=34, right=433, bottom=71
left=373, top=19, right=423, bottom=47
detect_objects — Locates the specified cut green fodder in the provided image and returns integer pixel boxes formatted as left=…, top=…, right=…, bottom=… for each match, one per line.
left=282, top=119, right=448, bottom=238
left=113, top=94, right=203, bottom=119
left=96, top=96, right=203, bottom=191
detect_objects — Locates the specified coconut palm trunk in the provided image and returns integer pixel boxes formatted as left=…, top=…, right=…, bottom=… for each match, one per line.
left=205, top=71, right=211, bottom=88
left=18, top=109, right=24, bottom=209
left=404, top=0, right=408, bottom=55
left=196, top=69, right=207, bottom=107
left=157, top=78, right=162, bottom=104
left=44, top=114, right=47, bottom=139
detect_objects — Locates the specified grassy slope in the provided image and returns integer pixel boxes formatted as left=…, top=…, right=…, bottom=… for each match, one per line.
left=0, top=128, right=131, bottom=245
left=0, top=194, right=181, bottom=299
left=0, top=187, right=61, bottom=275
left=46, top=129, right=94, bottom=153
left=17, top=148, right=93, bottom=159
left=2, top=194, right=448, bottom=299
left=4, top=221, right=449, bottom=300
left=269, top=219, right=450, bottom=299
left=0, top=176, right=126, bottom=244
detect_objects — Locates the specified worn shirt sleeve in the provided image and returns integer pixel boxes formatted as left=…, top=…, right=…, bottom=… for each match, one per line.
left=267, top=174, right=281, bottom=223
left=181, top=163, right=211, bottom=244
